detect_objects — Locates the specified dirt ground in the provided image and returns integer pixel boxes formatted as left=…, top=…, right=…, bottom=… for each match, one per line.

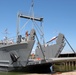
left=22, top=71, right=76, bottom=75
left=52, top=71, right=76, bottom=75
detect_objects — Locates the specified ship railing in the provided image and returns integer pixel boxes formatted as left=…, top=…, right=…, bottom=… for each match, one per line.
left=0, top=32, right=34, bottom=45
left=0, top=38, right=16, bottom=45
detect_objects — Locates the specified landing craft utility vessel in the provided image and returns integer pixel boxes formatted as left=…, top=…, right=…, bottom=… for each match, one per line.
left=0, top=0, right=76, bottom=73
left=0, top=28, right=36, bottom=71
left=0, top=0, right=43, bottom=71
left=0, top=2, right=44, bottom=71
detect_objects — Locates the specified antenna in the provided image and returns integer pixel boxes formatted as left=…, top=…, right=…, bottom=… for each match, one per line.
left=1, top=28, right=10, bottom=44
left=3, top=28, right=9, bottom=39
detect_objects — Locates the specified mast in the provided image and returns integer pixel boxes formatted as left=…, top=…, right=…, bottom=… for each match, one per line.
left=16, top=12, right=20, bottom=41
left=16, top=0, right=46, bottom=60
left=16, top=0, right=43, bottom=42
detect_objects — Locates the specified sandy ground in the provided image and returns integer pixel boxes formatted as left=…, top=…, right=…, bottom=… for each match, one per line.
left=21, top=71, right=76, bottom=75
left=52, top=71, right=76, bottom=75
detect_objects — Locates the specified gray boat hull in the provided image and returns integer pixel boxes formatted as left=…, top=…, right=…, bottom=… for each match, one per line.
left=0, top=40, right=35, bottom=71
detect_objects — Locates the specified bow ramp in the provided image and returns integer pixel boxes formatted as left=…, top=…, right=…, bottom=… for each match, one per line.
left=35, top=33, right=65, bottom=59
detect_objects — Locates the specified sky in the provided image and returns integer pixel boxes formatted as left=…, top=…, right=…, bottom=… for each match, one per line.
left=0, top=0, right=76, bottom=53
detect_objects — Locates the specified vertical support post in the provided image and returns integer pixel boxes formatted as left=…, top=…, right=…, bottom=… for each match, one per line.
left=69, top=61, right=71, bottom=71
left=65, top=62, right=68, bottom=71
left=64, top=62, right=66, bottom=71
left=72, top=61, right=73, bottom=70
left=75, top=61, right=76, bottom=69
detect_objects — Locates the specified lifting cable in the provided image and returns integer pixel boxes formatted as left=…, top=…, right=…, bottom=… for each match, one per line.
left=64, top=37, right=76, bottom=54
left=35, top=33, right=45, bottom=60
